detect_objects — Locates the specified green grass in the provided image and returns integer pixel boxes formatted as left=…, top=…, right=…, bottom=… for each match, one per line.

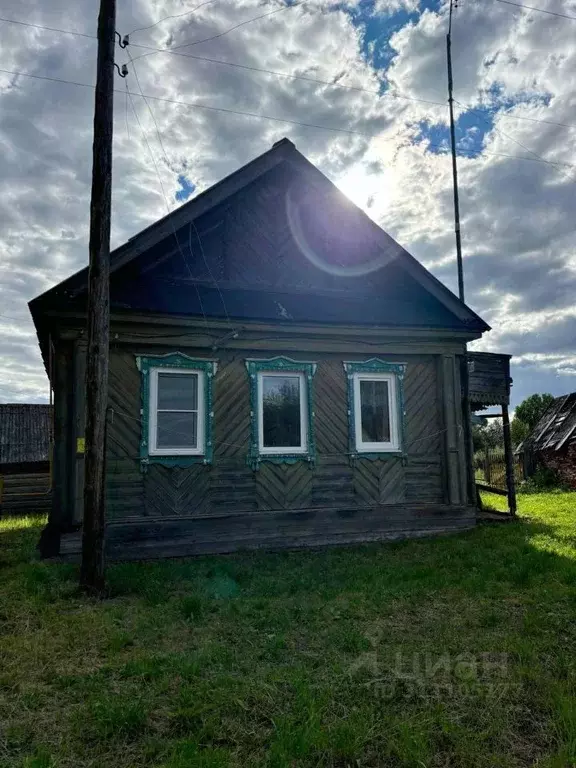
left=1, top=494, right=576, bottom=767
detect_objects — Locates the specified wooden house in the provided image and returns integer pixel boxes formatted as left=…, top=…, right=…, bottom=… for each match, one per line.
left=519, top=393, right=576, bottom=489
left=0, top=404, right=52, bottom=517
left=30, top=138, right=501, bottom=560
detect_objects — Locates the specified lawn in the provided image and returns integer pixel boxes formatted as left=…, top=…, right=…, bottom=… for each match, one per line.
left=1, top=494, right=576, bottom=768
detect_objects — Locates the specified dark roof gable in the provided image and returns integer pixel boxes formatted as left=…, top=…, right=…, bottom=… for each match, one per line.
left=30, top=138, right=490, bottom=337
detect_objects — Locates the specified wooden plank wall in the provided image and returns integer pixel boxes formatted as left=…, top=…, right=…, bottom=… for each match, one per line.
left=105, top=347, right=445, bottom=521
left=468, top=352, right=511, bottom=407
left=0, top=472, right=51, bottom=517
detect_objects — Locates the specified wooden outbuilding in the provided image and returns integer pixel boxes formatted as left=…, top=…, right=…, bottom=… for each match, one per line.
left=519, top=393, right=576, bottom=489
left=30, top=138, right=510, bottom=560
left=0, top=404, right=52, bottom=516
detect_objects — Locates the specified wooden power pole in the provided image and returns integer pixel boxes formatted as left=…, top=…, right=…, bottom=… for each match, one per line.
left=80, top=0, right=116, bottom=594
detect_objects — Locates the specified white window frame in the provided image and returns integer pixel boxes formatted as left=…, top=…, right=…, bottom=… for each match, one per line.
left=257, top=370, right=308, bottom=455
left=352, top=371, right=400, bottom=453
left=149, top=368, right=205, bottom=456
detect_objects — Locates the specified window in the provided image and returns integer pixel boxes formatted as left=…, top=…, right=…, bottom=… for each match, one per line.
left=246, top=357, right=316, bottom=467
left=344, top=360, right=405, bottom=456
left=353, top=373, right=398, bottom=452
left=149, top=369, right=204, bottom=455
left=138, top=354, right=217, bottom=466
left=258, top=371, right=307, bottom=454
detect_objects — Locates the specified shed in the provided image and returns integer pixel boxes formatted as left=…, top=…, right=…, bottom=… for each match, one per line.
left=0, top=404, right=52, bottom=516
left=520, top=393, right=576, bottom=488
left=30, top=138, right=511, bottom=560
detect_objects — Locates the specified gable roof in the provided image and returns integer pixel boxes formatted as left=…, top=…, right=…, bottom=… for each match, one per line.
left=0, top=404, right=52, bottom=468
left=30, top=138, right=490, bottom=349
left=524, top=393, right=576, bottom=453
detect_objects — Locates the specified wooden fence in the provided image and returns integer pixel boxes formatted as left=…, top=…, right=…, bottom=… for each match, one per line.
left=474, top=449, right=523, bottom=490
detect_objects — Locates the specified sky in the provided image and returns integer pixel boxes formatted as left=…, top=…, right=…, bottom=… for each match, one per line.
left=1, top=0, right=575, bottom=408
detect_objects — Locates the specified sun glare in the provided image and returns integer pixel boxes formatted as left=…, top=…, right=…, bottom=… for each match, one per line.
left=335, top=166, right=390, bottom=214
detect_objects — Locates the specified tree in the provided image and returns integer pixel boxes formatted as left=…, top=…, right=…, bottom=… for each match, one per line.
left=514, top=393, right=554, bottom=431
left=472, top=419, right=504, bottom=453
left=510, top=417, right=530, bottom=447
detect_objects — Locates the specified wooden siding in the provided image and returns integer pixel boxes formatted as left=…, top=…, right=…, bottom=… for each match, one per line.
left=105, top=347, right=446, bottom=523
left=59, top=503, right=476, bottom=561
left=0, top=471, right=51, bottom=517
left=468, top=352, right=511, bottom=407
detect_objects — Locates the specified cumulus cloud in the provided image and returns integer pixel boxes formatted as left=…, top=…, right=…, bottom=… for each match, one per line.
left=0, top=0, right=575, bottom=404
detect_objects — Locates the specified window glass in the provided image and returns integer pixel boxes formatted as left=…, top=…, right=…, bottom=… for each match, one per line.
left=360, top=379, right=391, bottom=443
left=155, top=372, right=199, bottom=450
left=157, top=372, right=198, bottom=411
left=157, top=411, right=198, bottom=449
left=262, top=375, right=302, bottom=448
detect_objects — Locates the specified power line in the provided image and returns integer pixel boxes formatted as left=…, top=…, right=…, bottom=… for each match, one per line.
left=2, top=66, right=575, bottom=169
left=128, top=0, right=219, bottom=37
left=125, top=79, right=211, bottom=331
left=454, top=98, right=576, bottom=181
left=129, top=1, right=306, bottom=65
left=131, top=45, right=450, bottom=108
left=127, top=49, right=232, bottom=324
left=491, top=0, right=576, bottom=21
left=0, top=12, right=446, bottom=107
left=0, top=15, right=96, bottom=40
left=0, top=13, right=435, bottom=104
left=2, top=15, right=576, bottom=132
left=479, top=110, right=576, bottom=132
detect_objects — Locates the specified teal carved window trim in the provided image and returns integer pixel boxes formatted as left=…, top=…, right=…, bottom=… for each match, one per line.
left=245, top=356, right=317, bottom=470
left=136, top=353, right=218, bottom=468
left=343, top=359, right=406, bottom=462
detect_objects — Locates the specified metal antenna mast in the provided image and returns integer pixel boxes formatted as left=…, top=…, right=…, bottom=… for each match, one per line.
left=447, top=0, right=465, bottom=303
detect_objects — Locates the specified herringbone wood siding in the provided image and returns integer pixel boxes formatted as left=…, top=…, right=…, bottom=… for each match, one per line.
left=105, top=348, right=444, bottom=522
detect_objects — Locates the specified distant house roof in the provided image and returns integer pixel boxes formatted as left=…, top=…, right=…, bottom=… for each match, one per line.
left=524, top=393, right=576, bottom=452
left=0, top=404, right=52, bottom=467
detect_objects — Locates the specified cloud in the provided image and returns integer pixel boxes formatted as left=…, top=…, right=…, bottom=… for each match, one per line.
left=0, top=0, right=575, bottom=406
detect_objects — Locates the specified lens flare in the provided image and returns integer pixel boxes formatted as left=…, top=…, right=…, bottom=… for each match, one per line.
left=286, top=180, right=393, bottom=278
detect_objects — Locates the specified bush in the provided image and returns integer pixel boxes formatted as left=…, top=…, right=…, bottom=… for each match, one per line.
left=518, top=466, right=568, bottom=494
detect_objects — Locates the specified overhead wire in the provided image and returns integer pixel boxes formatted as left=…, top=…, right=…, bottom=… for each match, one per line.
left=1, top=15, right=576, bottom=132
left=124, top=79, right=130, bottom=139
left=126, top=48, right=232, bottom=324
left=128, top=0, right=307, bottom=65
left=491, top=0, right=576, bottom=21
left=454, top=98, right=576, bottom=181
left=128, top=0, right=219, bottom=36
left=124, top=78, right=211, bottom=331
left=2, top=67, right=575, bottom=169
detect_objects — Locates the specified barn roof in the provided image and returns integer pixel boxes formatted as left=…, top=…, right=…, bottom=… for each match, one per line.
left=0, top=404, right=52, bottom=467
left=525, top=393, right=576, bottom=452
left=30, top=138, right=490, bottom=369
